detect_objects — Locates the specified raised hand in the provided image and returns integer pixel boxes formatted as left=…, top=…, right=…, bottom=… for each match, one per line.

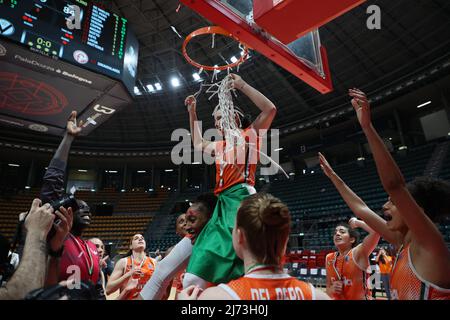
left=66, top=111, right=83, bottom=136
left=349, top=217, right=359, bottom=229
left=185, top=95, right=196, bottom=113
left=229, top=73, right=246, bottom=90
left=349, top=89, right=371, bottom=129
left=318, top=152, right=334, bottom=178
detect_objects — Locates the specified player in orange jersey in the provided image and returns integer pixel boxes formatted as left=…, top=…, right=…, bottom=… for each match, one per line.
left=329, top=88, right=450, bottom=300
left=325, top=218, right=380, bottom=300
left=106, top=234, right=157, bottom=300
left=183, top=74, right=277, bottom=289
left=178, top=193, right=330, bottom=300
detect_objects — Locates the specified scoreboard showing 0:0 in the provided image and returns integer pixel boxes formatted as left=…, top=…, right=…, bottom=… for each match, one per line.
left=0, top=0, right=139, bottom=95
left=37, top=37, right=51, bottom=48
left=25, top=32, right=62, bottom=58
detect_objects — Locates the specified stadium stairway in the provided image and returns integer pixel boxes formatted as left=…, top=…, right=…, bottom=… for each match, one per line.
left=424, top=141, right=450, bottom=178
left=144, top=190, right=180, bottom=251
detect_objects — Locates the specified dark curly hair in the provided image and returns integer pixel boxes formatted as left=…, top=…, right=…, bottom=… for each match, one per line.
left=193, top=193, right=218, bottom=219
left=406, top=177, right=450, bottom=223
left=335, top=223, right=360, bottom=248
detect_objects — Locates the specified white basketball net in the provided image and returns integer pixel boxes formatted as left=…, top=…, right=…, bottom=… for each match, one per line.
left=197, top=74, right=289, bottom=179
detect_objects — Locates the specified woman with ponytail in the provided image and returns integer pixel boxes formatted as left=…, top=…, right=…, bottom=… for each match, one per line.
left=179, top=193, right=330, bottom=300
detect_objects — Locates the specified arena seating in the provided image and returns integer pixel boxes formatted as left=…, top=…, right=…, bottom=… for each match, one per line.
left=115, top=188, right=169, bottom=214
left=269, top=144, right=436, bottom=250
left=83, top=214, right=153, bottom=253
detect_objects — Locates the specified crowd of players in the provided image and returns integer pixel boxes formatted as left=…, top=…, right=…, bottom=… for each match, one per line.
left=0, top=78, right=449, bottom=300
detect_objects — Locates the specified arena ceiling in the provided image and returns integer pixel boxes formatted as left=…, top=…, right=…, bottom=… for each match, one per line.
left=1, top=0, right=450, bottom=151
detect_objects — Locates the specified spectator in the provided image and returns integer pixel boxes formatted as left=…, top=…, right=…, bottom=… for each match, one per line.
left=0, top=199, right=71, bottom=299
left=376, top=248, right=393, bottom=299
left=41, top=111, right=102, bottom=297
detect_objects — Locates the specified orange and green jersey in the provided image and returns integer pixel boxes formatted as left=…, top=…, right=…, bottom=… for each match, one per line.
left=214, top=128, right=260, bottom=195
left=326, top=249, right=371, bottom=300
left=390, top=244, right=450, bottom=300
left=219, top=273, right=316, bottom=300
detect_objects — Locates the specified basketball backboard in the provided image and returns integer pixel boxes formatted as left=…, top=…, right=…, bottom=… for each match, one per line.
left=181, top=0, right=366, bottom=94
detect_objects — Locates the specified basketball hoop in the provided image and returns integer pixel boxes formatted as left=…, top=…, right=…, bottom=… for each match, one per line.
left=182, top=26, right=250, bottom=72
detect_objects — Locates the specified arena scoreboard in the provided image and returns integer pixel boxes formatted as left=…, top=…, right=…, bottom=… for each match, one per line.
left=0, top=0, right=139, bottom=136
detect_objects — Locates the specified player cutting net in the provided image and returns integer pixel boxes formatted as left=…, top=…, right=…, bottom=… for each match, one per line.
left=183, top=73, right=278, bottom=289
left=139, top=73, right=277, bottom=299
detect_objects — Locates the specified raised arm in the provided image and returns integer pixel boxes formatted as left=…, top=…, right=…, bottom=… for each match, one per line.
left=40, top=111, right=83, bottom=204
left=185, top=96, right=216, bottom=155
left=0, top=199, right=54, bottom=300
left=349, top=218, right=380, bottom=269
left=349, top=89, right=448, bottom=256
left=229, top=74, right=277, bottom=132
left=40, top=111, right=81, bottom=285
left=319, top=152, right=399, bottom=245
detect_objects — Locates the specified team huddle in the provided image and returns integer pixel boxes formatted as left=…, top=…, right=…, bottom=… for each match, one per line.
left=1, top=75, right=448, bottom=301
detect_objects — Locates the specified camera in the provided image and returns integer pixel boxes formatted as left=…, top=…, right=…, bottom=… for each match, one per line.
left=47, top=194, right=79, bottom=239
left=49, top=194, right=79, bottom=213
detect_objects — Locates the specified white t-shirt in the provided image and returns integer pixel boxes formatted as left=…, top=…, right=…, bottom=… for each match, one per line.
left=8, top=251, right=19, bottom=269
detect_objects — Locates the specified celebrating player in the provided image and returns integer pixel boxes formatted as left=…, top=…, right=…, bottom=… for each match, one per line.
left=106, top=234, right=157, bottom=300
left=340, top=89, right=450, bottom=299
left=179, top=193, right=330, bottom=300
